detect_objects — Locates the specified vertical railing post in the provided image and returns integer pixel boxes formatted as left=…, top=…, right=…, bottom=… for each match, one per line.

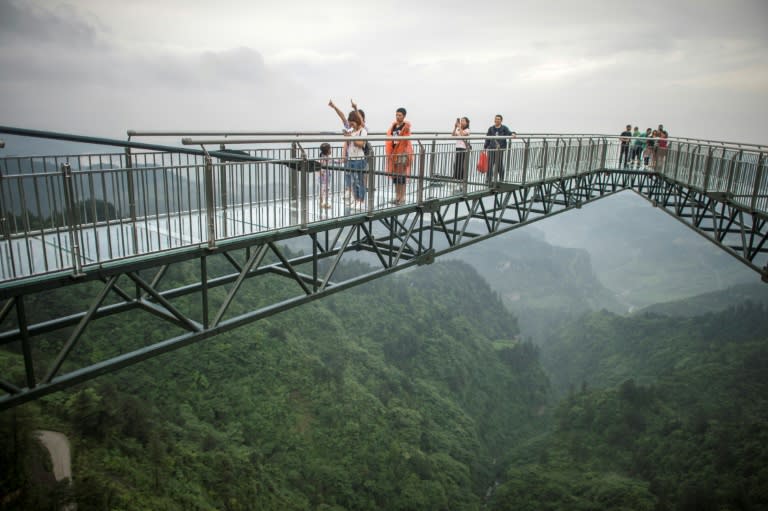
left=367, top=152, right=375, bottom=213
left=0, top=166, right=15, bottom=277
left=688, top=145, right=700, bottom=187
left=204, top=154, right=216, bottom=248
left=124, top=147, right=139, bottom=254
left=599, top=138, right=608, bottom=170
left=417, top=142, right=425, bottom=205
left=702, top=146, right=714, bottom=191
left=726, top=150, right=741, bottom=198
left=201, top=255, right=209, bottom=329
left=521, top=139, right=530, bottom=186
left=61, top=163, right=83, bottom=275
left=541, top=140, right=549, bottom=180
left=559, top=139, right=566, bottom=178
left=673, top=142, right=684, bottom=182
left=751, top=152, right=764, bottom=212
left=290, top=142, right=300, bottom=225
left=585, top=139, right=593, bottom=173
left=428, top=138, right=437, bottom=185
left=503, top=138, right=512, bottom=184
left=218, top=149, right=228, bottom=239
left=300, top=158, right=309, bottom=227
left=575, top=139, right=582, bottom=175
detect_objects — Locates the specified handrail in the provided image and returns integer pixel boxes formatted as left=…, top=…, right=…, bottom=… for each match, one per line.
left=0, top=126, right=270, bottom=163
left=182, top=134, right=521, bottom=145
left=0, top=124, right=757, bottom=152
left=124, top=128, right=767, bottom=151
left=1, top=125, right=766, bottom=288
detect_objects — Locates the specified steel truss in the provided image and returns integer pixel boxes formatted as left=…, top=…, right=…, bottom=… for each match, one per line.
left=634, top=175, right=768, bottom=277
left=0, top=170, right=764, bottom=409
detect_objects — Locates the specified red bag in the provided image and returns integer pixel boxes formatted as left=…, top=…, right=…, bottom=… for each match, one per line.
left=477, top=151, right=489, bottom=173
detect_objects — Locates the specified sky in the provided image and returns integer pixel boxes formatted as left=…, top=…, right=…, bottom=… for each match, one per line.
left=1, top=0, right=767, bottom=144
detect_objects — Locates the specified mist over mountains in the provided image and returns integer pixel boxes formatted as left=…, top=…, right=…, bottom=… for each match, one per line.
left=452, top=190, right=762, bottom=341
left=526, top=191, right=758, bottom=307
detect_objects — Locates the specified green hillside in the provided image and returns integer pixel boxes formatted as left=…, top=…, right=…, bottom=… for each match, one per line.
left=635, top=282, right=768, bottom=317
left=531, top=191, right=758, bottom=308
left=452, top=230, right=624, bottom=340
left=0, top=260, right=548, bottom=511
left=540, top=301, right=768, bottom=395
left=490, top=301, right=768, bottom=511
left=2, top=214, right=767, bottom=511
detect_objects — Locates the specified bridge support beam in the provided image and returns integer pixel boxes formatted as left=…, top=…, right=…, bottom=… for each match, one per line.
left=0, top=169, right=765, bottom=409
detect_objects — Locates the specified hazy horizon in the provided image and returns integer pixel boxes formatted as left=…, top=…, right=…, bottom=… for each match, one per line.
left=1, top=0, right=766, bottom=145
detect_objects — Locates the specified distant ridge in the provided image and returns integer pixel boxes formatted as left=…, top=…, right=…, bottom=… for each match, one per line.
left=633, top=282, right=768, bottom=317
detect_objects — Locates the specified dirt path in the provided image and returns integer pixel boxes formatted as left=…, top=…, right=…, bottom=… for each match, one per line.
left=36, top=430, right=72, bottom=482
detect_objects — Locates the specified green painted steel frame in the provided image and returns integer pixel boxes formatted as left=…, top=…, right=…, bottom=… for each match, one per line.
left=1, top=127, right=767, bottom=409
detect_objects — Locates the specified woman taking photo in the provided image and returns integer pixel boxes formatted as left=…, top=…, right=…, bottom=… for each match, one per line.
left=452, top=116, right=471, bottom=190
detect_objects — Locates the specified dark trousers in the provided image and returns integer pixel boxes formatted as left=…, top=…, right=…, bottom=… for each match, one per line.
left=453, top=148, right=468, bottom=180
left=619, top=144, right=630, bottom=167
left=487, top=149, right=505, bottom=183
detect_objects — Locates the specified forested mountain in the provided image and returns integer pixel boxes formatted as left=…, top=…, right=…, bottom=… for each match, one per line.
left=0, top=260, right=548, bottom=510
left=452, top=230, right=624, bottom=340
left=636, top=282, right=768, bottom=317
left=528, top=191, right=757, bottom=308
left=539, top=301, right=768, bottom=395
left=490, top=301, right=768, bottom=510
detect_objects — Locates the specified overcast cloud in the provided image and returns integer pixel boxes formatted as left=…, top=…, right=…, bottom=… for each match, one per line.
left=0, top=0, right=766, bottom=144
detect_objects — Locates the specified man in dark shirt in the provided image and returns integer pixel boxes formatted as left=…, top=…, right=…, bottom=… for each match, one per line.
left=484, top=114, right=514, bottom=184
left=619, top=124, right=632, bottom=168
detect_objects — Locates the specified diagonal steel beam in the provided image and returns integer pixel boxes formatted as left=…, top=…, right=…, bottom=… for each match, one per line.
left=211, top=244, right=269, bottom=327
left=43, top=275, right=118, bottom=384
left=0, top=378, right=21, bottom=394
left=359, top=222, right=390, bottom=269
left=0, top=298, right=14, bottom=326
left=126, top=272, right=200, bottom=333
left=320, top=226, right=358, bottom=292
left=268, top=242, right=311, bottom=296
left=16, top=296, right=35, bottom=389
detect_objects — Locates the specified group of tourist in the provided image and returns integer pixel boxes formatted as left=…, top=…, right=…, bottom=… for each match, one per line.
left=318, top=102, right=672, bottom=211
left=619, top=124, right=669, bottom=170
left=321, top=100, right=516, bottom=209
left=326, top=99, right=416, bottom=208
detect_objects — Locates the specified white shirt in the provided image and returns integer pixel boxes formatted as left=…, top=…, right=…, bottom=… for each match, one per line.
left=347, top=127, right=367, bottom=159
left=454, top=127, right=471, bottom=149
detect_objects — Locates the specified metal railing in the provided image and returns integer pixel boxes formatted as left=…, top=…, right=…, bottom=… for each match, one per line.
left=1, top=127, right=766, bottom=284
